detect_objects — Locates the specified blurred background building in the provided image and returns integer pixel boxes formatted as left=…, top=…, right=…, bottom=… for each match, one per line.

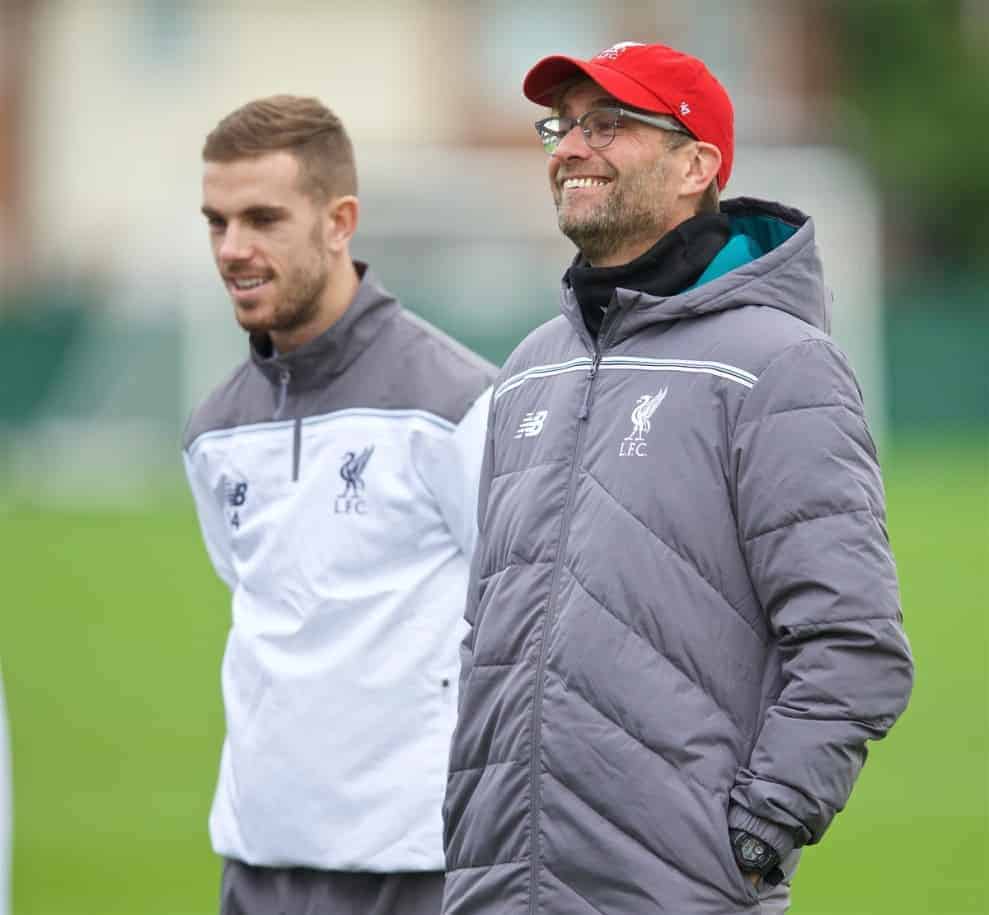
left=1, top=4, right=987, bottom=915
left=0, top=0, right=984, bottom=504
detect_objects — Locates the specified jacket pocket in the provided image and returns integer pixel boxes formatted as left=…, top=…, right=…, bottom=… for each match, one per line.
left=717, top=803, right=761, bottom=906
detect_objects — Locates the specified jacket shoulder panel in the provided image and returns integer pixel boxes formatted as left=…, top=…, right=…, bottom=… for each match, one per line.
left=184, top=310, right=496, bottom=452
left=497, top=315, right=579, bottom=381
left=296, top=309, right=496, bottom=427
left=713, top=305, right=832, bottom=380
left=183, top=359, right=270, bottom=451
left=381, top=310, right=497, bottom=424
left=735, top=332, right=864, bottom=426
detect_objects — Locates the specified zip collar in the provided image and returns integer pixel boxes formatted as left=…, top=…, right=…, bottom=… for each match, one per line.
left=559, top=198, right=827, bottom=347
left=566, top=212, right=731, bottom=337
left=248, top=262, right=400, bottom=392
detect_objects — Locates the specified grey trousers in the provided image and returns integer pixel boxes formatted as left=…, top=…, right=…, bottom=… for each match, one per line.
left=220, top=858, right=788, bottom=915
left=220, top=860, right=444, bottom=915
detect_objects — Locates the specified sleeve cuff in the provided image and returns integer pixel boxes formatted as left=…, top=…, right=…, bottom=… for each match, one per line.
left=728, top=804, right=798, bottom=861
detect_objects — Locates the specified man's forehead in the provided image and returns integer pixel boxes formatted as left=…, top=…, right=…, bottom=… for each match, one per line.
left=202, top=152, right=304, bottom=204
left=205, top=150, right=300, bottom=180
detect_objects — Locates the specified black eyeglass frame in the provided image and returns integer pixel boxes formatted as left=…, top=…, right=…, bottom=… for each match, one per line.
left=534, top=106, right=695, bottom=155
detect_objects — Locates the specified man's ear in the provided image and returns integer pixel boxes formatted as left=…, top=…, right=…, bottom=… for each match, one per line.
left=325, top=195, right=359, bottom=253
left=680, top=142, right=721, bottom=198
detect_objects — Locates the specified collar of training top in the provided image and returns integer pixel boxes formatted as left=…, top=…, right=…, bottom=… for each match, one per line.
left=248, top=262, right=400, bottom=391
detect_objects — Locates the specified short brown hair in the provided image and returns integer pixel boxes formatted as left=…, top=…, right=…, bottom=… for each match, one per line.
left=203, top=95, right=357, bottom=201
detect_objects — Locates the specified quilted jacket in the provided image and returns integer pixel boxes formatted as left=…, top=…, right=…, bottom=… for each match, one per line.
left=442, top=199, right=914, bottom=914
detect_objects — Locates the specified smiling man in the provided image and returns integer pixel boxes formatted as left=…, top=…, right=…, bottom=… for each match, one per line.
left=184, top=96, right=495, bottom=915
left=441, top=43, right=914, bottom=915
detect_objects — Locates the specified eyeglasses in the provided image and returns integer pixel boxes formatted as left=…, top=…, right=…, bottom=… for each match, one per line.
left=534, top=106, right=694, bottom=155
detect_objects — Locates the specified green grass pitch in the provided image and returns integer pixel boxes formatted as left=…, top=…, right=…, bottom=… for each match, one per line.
left=1, top=435, right=985, bottom=914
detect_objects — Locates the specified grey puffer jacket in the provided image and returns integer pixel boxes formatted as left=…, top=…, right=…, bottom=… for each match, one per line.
left=442, top=199, right=913, bottom=914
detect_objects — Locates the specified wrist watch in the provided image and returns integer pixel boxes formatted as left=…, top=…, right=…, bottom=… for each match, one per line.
left=729, top=829, right=781, bottom=879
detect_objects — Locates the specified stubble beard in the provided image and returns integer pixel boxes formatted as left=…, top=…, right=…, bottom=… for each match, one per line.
left=236, top=222, right=329, bottom=337
left=557, top=160, right=671, bottom=265
left=268, top=255, right=328, bottom=335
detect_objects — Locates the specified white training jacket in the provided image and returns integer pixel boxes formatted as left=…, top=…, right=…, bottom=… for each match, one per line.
left=183, top=265, right=495, bottom=871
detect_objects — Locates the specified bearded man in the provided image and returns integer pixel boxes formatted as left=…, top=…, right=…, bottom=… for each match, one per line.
left=441, top=43, right=913, bottom=915
left=185, top=95, right=495, bottom=915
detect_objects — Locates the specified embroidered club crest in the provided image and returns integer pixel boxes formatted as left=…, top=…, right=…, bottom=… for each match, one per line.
left=620, top=388, right=668, bottom=457
left=336, top=445, right=374, bottom=514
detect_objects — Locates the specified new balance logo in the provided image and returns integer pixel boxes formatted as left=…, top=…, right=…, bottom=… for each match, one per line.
left=515, top=410, right=548, bottom=439
left=226, top=481, right=248, bottom=506
left=225, top=480, right=248, bottom=529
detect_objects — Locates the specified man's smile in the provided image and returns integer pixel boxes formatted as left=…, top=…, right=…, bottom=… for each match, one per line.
left=562, top=176, right=612, bottom=190
left=225, top=273, right=274, bottom=302
left=230, top=277, right=268, bottom=290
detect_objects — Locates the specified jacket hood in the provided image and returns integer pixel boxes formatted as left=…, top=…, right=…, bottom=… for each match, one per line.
left=561, top=197, right=831, bottom=346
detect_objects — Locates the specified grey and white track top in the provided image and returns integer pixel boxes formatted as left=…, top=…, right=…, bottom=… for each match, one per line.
left=442, top=199, right=913, bottom=914
left=184, top=264, right=495, bottom=872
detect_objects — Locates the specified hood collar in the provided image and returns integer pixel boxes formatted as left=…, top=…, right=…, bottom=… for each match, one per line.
left=567, top=212, right=731, bottom=337
left=249, top=262, right=400, bottom=390
left=560, top=197, right=830, bottom=347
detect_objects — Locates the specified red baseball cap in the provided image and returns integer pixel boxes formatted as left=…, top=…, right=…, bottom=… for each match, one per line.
left=523, top=42, right=734, bottom=190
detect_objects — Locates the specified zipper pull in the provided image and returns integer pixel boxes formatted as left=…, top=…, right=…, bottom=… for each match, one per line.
left=274, top=368, right=291, bottom=419
left=578, top=353, right=600, bottom=420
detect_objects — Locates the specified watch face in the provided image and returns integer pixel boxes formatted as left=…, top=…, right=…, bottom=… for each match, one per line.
left=738, top=835, right=768, bottom=866
left=731, top=829, right=780, bottom=876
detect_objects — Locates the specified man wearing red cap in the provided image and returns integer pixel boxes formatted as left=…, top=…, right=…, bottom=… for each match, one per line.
left=442, top=43, right=913, bottom=914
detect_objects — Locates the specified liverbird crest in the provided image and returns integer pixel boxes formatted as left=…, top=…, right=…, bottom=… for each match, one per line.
left=629, top=388, right=668, bottom=441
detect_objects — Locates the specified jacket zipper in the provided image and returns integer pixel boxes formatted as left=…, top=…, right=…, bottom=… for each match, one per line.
left=578, top=351, right=601, bottom=420
left=292, top=418, right=302, bottom=482
left=272, top=368, right=302, bottom=482
left=527, top=319, right=618, bottom=912
left=273, top=368, right=291, bottom=419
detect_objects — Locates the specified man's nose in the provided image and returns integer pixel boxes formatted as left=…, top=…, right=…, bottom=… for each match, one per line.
left=552, top=123, right=590, bottom=160
left=218, top=224, right=252, bottom=263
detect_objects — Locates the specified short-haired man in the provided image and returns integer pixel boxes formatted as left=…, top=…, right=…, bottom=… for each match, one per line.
left=185, top=96, right=495, bottom=915
left=442, top=43, right=913, bottom=915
